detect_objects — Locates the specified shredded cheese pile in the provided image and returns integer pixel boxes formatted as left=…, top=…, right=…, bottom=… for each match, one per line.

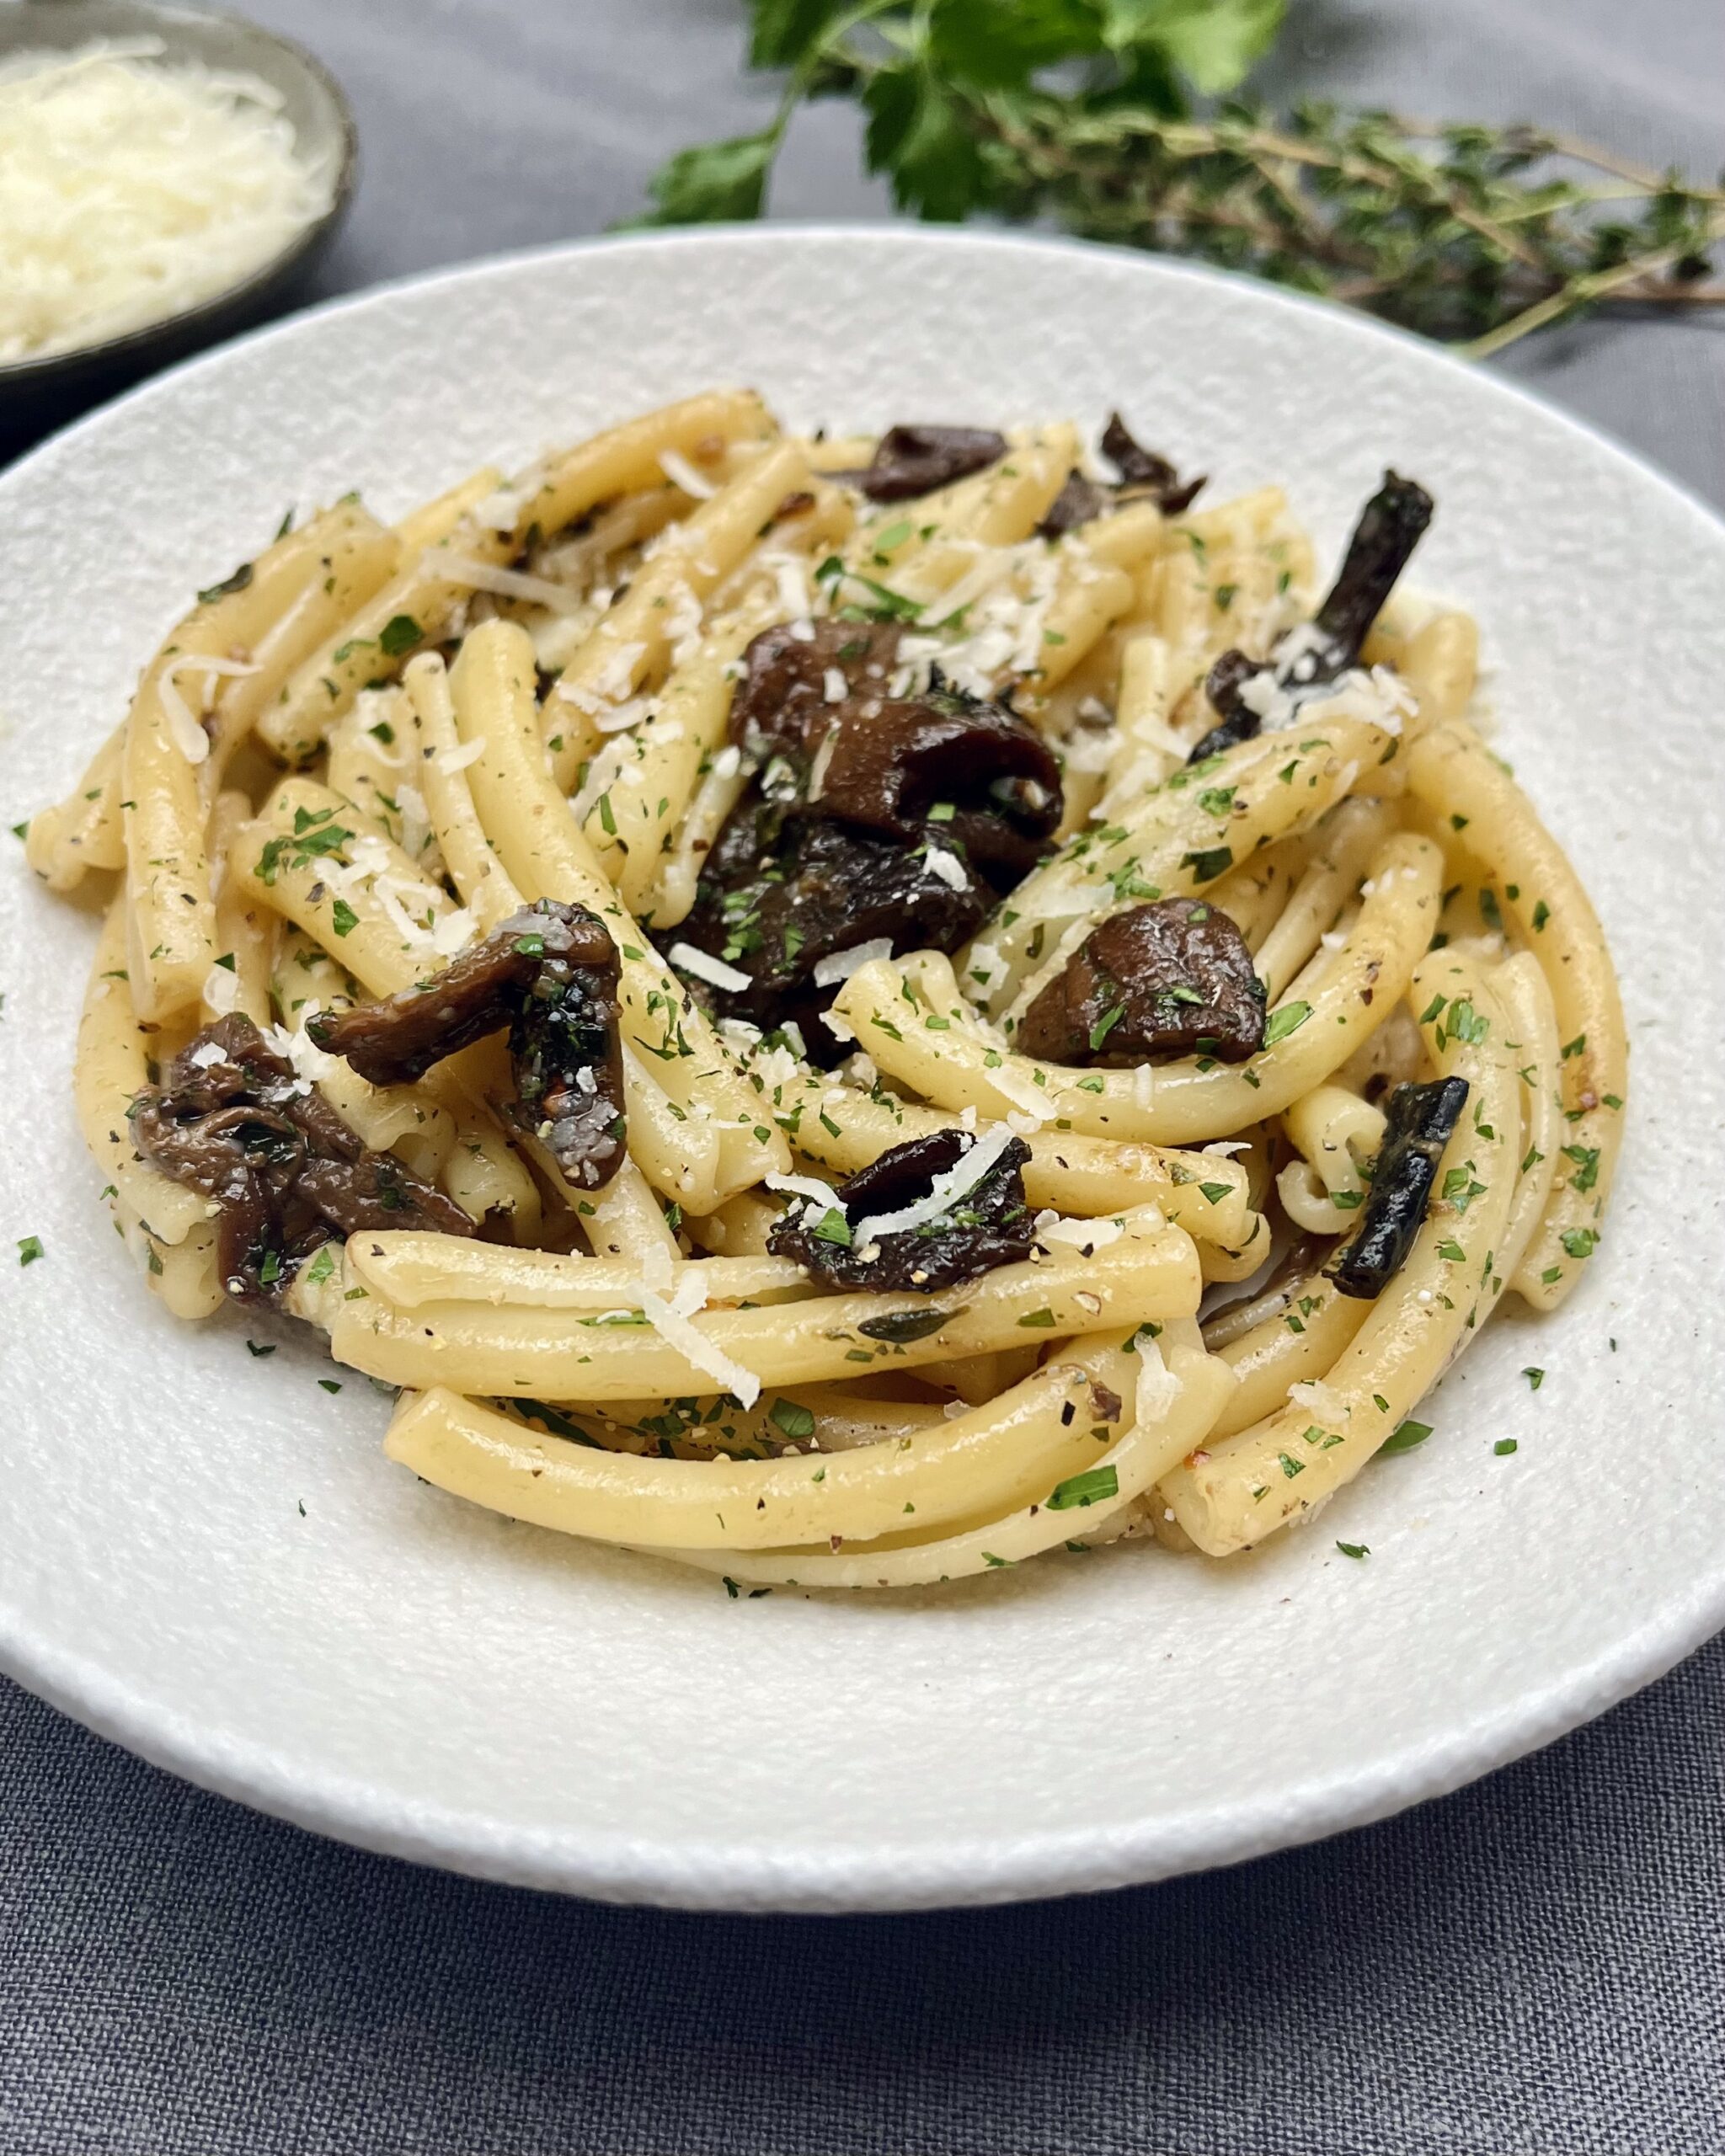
left=0, top=36, right=337, bottom=363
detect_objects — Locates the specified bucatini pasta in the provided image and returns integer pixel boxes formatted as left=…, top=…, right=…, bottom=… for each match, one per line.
left=25, top=398, right=1626, bottom=1587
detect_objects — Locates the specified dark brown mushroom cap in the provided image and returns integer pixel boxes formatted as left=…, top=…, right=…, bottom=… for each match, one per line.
left=1328, top=1075, right=1470, bottom=1299
left=1190, top=468, right=1433, bottom=763
left=308, top=900, right=628, bottom=1190
left=767, top=1129, right=1034, bottom=1293
left=834, top=424, right=1008, bottom=502
left=1037, top=470, right=1112, bottom=539
left=677, top=813, right=995, bottom=1062
left=729, top=621, right=1062, bottom=881
left=1016, top=899, right=1268, bottom=1066
left=130, top=1014, right=475, bottom=1304
left=729, top=617, right=903, bottom=768
left=1099, top=413, right=1206, bottom=514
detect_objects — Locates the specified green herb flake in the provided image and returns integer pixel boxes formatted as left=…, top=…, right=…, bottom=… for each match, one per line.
left=1262, top=1001, right=1312, bottom=1049
left=1046, top=1465, right=1119, bottom=1511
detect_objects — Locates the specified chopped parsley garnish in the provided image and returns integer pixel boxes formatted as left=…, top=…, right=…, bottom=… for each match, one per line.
left=1262, top=1001, right=1311, bottom=1049
left=1046, top=1465, right=1119, bottom=1510
left=17, top=1234, right=44, bottom=1266
left=1381, top=1418, right=1432, bottom=1454
left=377, top=613, right=424, bottom=658
left=197, top=561, right=254, bottom=605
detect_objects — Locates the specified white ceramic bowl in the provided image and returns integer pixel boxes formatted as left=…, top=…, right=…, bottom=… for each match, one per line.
left=2, top=227, right=1722, bottom=1912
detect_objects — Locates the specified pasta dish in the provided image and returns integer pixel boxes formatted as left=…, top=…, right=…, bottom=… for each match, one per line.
left=24, top=392, right=1626, bottom=1587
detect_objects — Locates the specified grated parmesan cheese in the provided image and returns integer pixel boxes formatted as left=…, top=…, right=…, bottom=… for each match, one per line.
left=811, top=938, right=892, bottom=990
left=669, top=942, right=753, bottom=995
left=0, top=38, right=339, bottom=363
left=658, top=448, right=718, bottom=501
left=637, top=1275, right=762, bottom=1408
left=849, top=1126, right=1017, bottom=1247
left=432, top=552, right=586, bottom=616
left=922, top=845, right=969, bottom=892
left=158, top=654, right=260, bottom=764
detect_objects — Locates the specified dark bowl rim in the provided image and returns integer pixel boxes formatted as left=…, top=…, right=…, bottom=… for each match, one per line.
left=0, top=0, right=360, bottom=390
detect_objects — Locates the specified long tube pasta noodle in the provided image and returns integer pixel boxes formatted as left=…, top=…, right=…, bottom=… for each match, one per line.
left=345, top=1235, right=807, bottom=1312
left=76, top=898, right=209, bottom=1246
left=400, top=654, right=524, bottom=928
left=1202, top=1266, right=1371, bottom=1439
left=838, top=833, right=1439, bottom=1148
left=634, top=1342, right=1236, bottom=1590
left=320, top=1218, right=1202, bottom=1401
left=1159, top=947, right=1522, bottom=1556
left=1406, top=718, right=1625, bottom=1306
left=24, top=725, right=126, bottom=891
left=259, top=391, right=777, bottom=763
left=203, top=790, right=275, bottom=1027
left=382, top=1336, right=1176, bottom=1556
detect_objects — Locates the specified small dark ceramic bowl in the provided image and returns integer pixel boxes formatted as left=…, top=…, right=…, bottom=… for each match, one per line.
left=0, top=0, right=357, bottom=451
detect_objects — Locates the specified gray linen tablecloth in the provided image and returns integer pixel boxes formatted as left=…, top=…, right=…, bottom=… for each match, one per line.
left=4, top=3, right=1722, bottom=2148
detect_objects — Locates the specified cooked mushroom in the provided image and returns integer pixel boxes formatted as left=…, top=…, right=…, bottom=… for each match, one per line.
left=309, top=899, right=627, bottom=1188
left=729, top=624, right=1060, bottom=875
left=130, top=1014, right=475, bottom=1304
left=678, top=813, right=996, bottom=1056
left=1016, top=898, right=1267, bottom=1065
left=1036, top=414, right=1206, bottom=540
left=1098, top=412, right=1207, bottom=513
left=1190, top=468, right=1434, bottom=761
left=768, top=1129, right=1033, bottom=1292
left=1327, top=1075, right=1470, bottom=1299
left=1037, top=470, right=1112, bottom=539
left=834, top=424, right=1008, bottom=501
left=681, top=627, right=1064, bottom=1053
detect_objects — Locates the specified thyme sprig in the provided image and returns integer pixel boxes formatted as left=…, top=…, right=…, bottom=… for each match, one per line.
left=639, top=1, right=1723, bottom=355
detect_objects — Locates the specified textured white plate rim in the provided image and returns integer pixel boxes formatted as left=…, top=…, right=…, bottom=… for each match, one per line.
left=3, top=222, right=1722, bottom=1913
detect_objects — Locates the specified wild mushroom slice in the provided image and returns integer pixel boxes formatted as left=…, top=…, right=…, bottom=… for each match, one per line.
left=1037, top=414, right=1206, bottom=539
left=1016, top=899, right=1268, bottom=1066
left=1327, top=1075, right=1470, bottom=1299
left=768, top=1129, right=1034, bottom=1293
left=676, top=813, right=996, bottom=1061
left=729, top=621, right=1064, bottom=879
left=833, top=424, right=1009, bottom=501
left=307, top=900, right=628, bottom=1190
left=1098, top=411, right=1207, bottom=513
left=1189, top=467, right=1434, bottom=762
left=130, top=1014, right=475, bottom=1304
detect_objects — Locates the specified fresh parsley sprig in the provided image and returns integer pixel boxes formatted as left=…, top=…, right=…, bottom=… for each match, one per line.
left=639, top=0, right=1723, bottom=355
